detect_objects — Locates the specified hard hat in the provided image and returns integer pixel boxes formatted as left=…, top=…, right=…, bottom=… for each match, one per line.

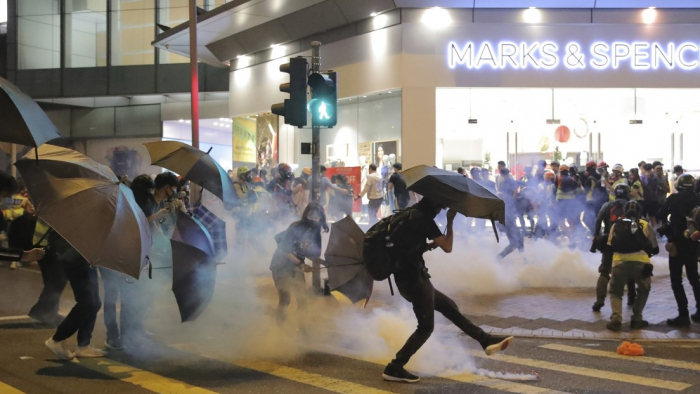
left=614, top=183, right=631, bottom=200
left=559, top=164, right=569, bottom=171
left=586, top=160, right=597, bottom=168
left=237, top=166, right=250, bottom=177
left=676, top=173, right=696, bottom=191
left=302, top=167, right=312, bottom=176
left=597, top=161, right=608, bottom=169
left=612, top=164, right=624, bottom=173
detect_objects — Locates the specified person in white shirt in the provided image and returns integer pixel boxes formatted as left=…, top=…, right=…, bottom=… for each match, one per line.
left=356, top=164, right=384, bottom=226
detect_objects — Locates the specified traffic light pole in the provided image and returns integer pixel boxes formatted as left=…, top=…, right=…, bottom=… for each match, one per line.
left=310, top=41, right=322, bottom=293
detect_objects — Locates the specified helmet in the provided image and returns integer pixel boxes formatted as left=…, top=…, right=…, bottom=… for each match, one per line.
left=676, top=173, right=696, bottom=191
left=612, top=164, right=624, bottom=173
left=597, top=161, right=608, bottom=169
left=277, top=163, right=294, bottom=180
left=559, top=164, right=569, bottom=172
left=586, top=160, right=597, bottom=169
left=623, top=200, right=642, bottom=217
left=237, top=166, right=250, bottom=177
left=543, top=170, right=555, bottom=181
left=302, top=167, right=312, bottom=176
left=614, top=183, right=631, bottom=200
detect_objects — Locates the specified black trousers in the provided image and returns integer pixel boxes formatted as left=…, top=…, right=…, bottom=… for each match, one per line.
left=392, top=259, right=487, bottom=367
left=53, top=261, right=101, bottom=347
left=669, top=239, right=700, bottom=315
left=367, top=198, right=383, bottom=226
left=29, top=253, right=67, bottom=318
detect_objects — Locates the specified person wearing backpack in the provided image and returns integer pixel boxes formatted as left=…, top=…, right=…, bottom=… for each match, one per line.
left=658, top=174, right=700, bottom=327
left=590, top=184, right=637, bottom=311
left=605, top=201, right=659, bottom=331
left=378, top=198, right=513, bottom=383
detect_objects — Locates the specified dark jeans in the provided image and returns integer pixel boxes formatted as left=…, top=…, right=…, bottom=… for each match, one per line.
left=498, top=222, right=524, bottom=259
left=596, top=245, right=636, bottom=305
left=392, top=258, right=487, bottom=367
left=367, top=198, right=383, bottom=226
left=53, top=261, right=101, bottom=347
left=100, top=267, right=146, bottom=341
left=669, top=239, right=700, bottom=315
left=29, top=253, right=67, bottom=318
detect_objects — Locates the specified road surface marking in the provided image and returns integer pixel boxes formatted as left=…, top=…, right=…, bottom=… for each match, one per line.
left=0, top=381, right=26, bottom=394
left=0, top=315, right=30, bottom=321
left=172, top=344, right=396, bottom=394
left=540, top=343, right=700, bottom=372
left=76, top=358, right=218, bottom=394
left=315, top=344, right=570, bottom=394
left=467, top=349, right=691, bottom=391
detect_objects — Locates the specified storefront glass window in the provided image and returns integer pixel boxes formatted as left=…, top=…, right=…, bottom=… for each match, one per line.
left=162, top=118, right=233, bottom=171
left=110, top=0, right=155, bottom=66
left=66, top=0, right=107, bottom=68
left=18, top=0, right=60, bottom=69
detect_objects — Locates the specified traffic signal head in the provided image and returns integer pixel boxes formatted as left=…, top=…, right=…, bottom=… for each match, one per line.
left=271, top=57, right=308, bottom=127
left=307, top=71, right=337, bottom=127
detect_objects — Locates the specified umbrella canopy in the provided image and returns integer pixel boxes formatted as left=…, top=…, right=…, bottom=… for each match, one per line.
left=171, top=210, right=217, bottom=322
left=0, top=77, right=61, bottom=148
left=15, top=147, right=151, bottom=279
left=325, top=216, right=373, bottom=307
left=402, top=165, right=506, bottom=225
left=144, top=141, right=236, bottom=205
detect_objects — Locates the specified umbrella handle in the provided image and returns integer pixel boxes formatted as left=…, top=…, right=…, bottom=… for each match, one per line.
left=206, top=147, right=213, bottom=154
left=388, top=275, right=394, bottom=296
left=491, top=219, right=500, bottom=243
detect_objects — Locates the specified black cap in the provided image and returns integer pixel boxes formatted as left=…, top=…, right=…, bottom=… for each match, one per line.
left=674, top=165, right=683, bottom=173
left=393, top=163, right=402, bottom=170
left=652, top=161, right=663, bottom=167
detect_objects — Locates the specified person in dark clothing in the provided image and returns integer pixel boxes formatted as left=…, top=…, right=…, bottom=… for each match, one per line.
left=28, top=222, right=67, bottom=326
left=334, top=174, right=354, bottom=218
left=388, top=163, right=410, bottom=210
left=497, top=169, right=524, bottom=259
left=658, top=174, right=700, bottom=327
left=44, top=233, right=104, bottom=360
left=583, top=162, right=608, bottom=234
left=269, top=202, right=328, bottom=325
left=591, top=184, right=637, bottom=311
left=382, top=198, right=513, bottom=384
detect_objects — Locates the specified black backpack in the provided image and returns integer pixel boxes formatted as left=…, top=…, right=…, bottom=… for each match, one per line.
left=559, top=176, right=577, bottom=193
left=607, top=201, right=625, bottom=229
left=611, top=218, right=651, bottom=254
left=362, top=209, right=415, bottom=281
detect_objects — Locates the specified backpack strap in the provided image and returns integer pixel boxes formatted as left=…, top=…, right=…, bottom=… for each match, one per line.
left=387, top=275, right=394, bottom=296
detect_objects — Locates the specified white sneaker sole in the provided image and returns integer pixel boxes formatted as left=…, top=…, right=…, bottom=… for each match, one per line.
left=484, top=336, right=514, bottom=356
left=45, top=339, right=75, bottom=361
left=382, top=373, right=420, bottom=383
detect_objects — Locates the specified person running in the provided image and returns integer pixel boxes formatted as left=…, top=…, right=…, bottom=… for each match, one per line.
left=382, top=198, right=513, bottom=383
left=605, top=201, right=658, bottom=331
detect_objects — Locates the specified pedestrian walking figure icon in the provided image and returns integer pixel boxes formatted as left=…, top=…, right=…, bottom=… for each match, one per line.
left=318, top=102, right=330, bottom=120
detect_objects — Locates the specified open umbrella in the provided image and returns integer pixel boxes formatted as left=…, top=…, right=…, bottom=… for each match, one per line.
left=0, top=77, right=61, bottom=151
left=171, top=210, right=217, bottom=322
left=15, top=145, right=151, bottom=279
left=325, top=216, right=373, bottom=307
left=144, top=141, right=236, bottom=205
left=403, top=165, right=506, bottom=225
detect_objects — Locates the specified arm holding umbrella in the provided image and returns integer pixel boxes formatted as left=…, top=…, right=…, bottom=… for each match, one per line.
left=425, top=209, right=457, bottom=253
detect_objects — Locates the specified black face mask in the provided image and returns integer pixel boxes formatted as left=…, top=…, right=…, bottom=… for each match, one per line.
left=244, top=173, right=253, bottom=182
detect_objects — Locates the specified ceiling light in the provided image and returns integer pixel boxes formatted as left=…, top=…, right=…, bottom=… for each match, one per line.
left=524, top=7, right=541, bottom=23
left=237, top=55, right=246, bottom=59
left=642, top=7, right=657, bottom=23
left=362, top=95, right=367, bottom=98
left=185, top=120, right=191, bottom=124
left=388, top=91, right=392, bottom=93
left=421, top=7, right=451, bottom=28
left=178, top=119, right=184, bottom=123
left=214, top=122, right=219, bottom=126
left=370, top=12, right=378, bottom=17
left=270, top=44, right=279, bottom=48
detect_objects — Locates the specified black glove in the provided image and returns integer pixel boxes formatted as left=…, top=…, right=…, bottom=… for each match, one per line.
left=590, top=241, right=597, bottom=253
left=642, top=264, right=654, bottom=278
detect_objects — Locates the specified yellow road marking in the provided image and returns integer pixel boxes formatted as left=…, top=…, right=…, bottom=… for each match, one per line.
left=172, top=344, right=396, bottom=394
left=77, top=358, right=218, bottom=394
left=467, top=349, right=691, bottom=391
left=315, top=344, right=569, bottom=394
left=0, top=381, right=26, bottom=394
left=541, top=343, right=700, bottom=372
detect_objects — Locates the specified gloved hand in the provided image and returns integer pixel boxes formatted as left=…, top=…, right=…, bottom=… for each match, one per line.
left=590, top=241, right=597, bottom=253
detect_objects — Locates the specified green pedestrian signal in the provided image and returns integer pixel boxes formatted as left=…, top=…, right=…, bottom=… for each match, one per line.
left=307, top=71, right=337, bottom=127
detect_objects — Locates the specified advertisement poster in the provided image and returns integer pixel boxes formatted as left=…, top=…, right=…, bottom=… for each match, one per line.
left=255, top=114, right=278, bottom=171
left=324, top=166, right=362, bottom=213
left=232, top=117, right=257, bottom=164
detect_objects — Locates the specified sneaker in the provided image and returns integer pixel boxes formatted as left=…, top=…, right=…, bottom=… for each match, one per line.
left=691, top=312, right=700, bottom=323
left=481, top=335, right=514, bottom=356
left=45, top=338, right=75, bottom=360
left=75, top=345, right=106, bottom=358
left=592, top=302, right=604, bottom=312
left=29, top=311, right=64, bottom=326
left=9, top=261, right=17, bottom=270
left=667, top=315, right=691, bottom=327
left=104, top=338, right=124, bottom=351
left=630, top=320, right=649, bottom=330
left=606, top=321, right=622, bottom=332
left=382, top=363, right=420, bottom=383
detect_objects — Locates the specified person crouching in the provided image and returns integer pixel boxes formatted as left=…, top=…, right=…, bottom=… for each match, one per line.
left=606, top=201, right=659, bottom=331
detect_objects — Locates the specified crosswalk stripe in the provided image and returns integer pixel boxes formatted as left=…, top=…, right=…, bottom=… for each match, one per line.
left=466, top=349, right=691, bottom=391
left=172, top=345, right=396, bottom=394
left=0, top=315, right=30, bottom=322
left=540, top=343, right=700, bottom=372
left=76, top=358, right=218, bottom=394
left=0, top=381, right=26, bottom=394
left=314, top=344, right=570, bottom=394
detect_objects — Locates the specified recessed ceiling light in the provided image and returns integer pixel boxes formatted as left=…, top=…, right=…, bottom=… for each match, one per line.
left=178, top=119, right=184, bottom=123
left=388, top=91, right=392, bottom=93
left=270, top=44, right=279, bottom=48
left=214, top=122, right=219, bottom=126
left=529, top=6, right=536, bottom=9
left=370, top=12, right=378, bottom=17
left=185, top=120, right=191, bottom=124
left=362, top=95, right=367, bottom=98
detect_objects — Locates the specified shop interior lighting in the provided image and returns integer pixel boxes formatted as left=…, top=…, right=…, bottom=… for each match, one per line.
left=421, top=7, right=451, bottom=28
left=270, top=44, right=279, bottom=48
left=629, top=89, right=643, bottom=124
left=546, top=89, right=560, bottom=124
left=370, top=12, right=378, bottom=17
left=468, top=88, right=477, bottom=124
left=524, top=7, right=541, bottom=24
left=178, top=119, right=184, bottom=123
left=642, top=7, right=657, bottom=24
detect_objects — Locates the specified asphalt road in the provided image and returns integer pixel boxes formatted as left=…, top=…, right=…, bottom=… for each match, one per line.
left=2, top=263, right=700, bottom=394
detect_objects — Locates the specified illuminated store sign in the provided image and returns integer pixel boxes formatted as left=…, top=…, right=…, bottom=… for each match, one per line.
left=448, top=41, right=700, bottom=70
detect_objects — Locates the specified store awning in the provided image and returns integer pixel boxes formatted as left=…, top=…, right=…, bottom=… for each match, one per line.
left=152, top=0, right=395, bottom=66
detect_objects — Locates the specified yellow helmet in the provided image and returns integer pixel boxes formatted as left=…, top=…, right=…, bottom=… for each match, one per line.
left=237, top=166, right=250, bottom=177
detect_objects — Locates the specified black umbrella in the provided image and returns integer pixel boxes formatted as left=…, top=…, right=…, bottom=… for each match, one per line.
left=144, top=141, right=236, bottom=205
left=325, top=216, right=373, bottom=307
left=0, top=77, right=61, bottom=152
left=170, top=210, right=217, bottom=322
